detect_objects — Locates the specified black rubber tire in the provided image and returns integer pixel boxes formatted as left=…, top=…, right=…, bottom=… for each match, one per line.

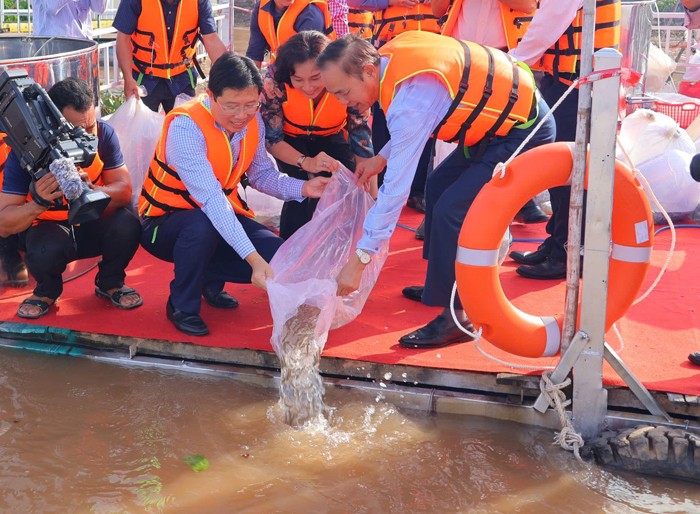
left=582, top=425, right=700, bottom=483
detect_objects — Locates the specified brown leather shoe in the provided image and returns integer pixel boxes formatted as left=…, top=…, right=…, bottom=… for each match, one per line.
left=399, top=315, right=474, bottom=349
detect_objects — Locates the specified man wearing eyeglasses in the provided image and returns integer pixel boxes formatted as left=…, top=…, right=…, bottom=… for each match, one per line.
left=138, top=53, right=330, bottom=337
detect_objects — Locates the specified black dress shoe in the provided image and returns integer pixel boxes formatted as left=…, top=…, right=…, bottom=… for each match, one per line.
left=415, top=218, right=425, bottom=240
left=514, top=201, right=549, bottom=224
left=202, top=289, right=239, bottom=309
left=166, top=298, right=209, bottom=336
left=399, top=315, right=474, bottom=348
left=407, top=195, right=426, bottom=213
left=402, top=285, right=424, bottom=302
left=516, top=258, right=567, bottom=280
left=689, top=352, right=700, bottom=366
left=509, top=248, right=548, bottom=265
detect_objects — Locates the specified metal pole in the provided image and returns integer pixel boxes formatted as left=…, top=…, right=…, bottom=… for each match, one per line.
left=561, top=0, right=596, bottom=352
left=571, top=48, right=622, bottom=440
left=229, top=1, right=235, bottom=53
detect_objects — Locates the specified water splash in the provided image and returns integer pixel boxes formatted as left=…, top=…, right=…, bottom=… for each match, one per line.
left=277, top=304, right=328, bottom=427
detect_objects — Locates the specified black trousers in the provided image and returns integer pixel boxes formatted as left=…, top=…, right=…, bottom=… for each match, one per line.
left=539, top=73, right=586, bottom=263
left=276, top=132, right=356, bottom=240
left=371, top=102, right=435, bottom=198
left=141, top=79, right=195, bottom=114
left=20, top=208, right=141, bottom=300
left=140, top=209, right=283, bottom=314
left=422, top=97, right=557, bottom=308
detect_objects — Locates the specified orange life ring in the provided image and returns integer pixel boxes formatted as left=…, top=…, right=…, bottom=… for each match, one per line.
left=455, top=142, right=654, bottom=358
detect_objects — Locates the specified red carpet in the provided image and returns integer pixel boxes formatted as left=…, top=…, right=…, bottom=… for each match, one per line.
left=1, top=208, right=699, bottom=396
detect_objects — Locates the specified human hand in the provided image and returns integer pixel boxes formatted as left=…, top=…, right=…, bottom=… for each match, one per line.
left=123, top=77, right=141, bottom=100
left=303, top=152, right=339, bottom=174
left=246, top=252, right=274, bottom=290
left=301, top=176, right=331, bottom=198
left=500, top=0, right=537, bottom=13
left=33, top=173, right=63, bottom=205
left=336, top=257, right=365, bottom=296
left=78, top=170, right=94, bottom=189
left=389, top=0, right=418, bottom=7
left=355, top=154, right=386, bottom=188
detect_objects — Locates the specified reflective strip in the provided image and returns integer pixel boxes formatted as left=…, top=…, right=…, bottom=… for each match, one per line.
left=456, top=246, right=500, bottom=267
left=541, top=316, right=561, bottom=357
left=611, top=244, right=651, bottom=263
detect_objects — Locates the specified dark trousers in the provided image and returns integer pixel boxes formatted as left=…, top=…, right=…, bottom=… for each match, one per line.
left=372, top=102, right=435, bottom=197
left=20, top=208, right=141, bottom=300
left=422, top=97, right=557, bottom=308
left=140, top=209, right=283, bottom=314
left=0, top=234, right=23, bottom=273
left=276, top=132, right=355, bottom=239
left=141, top=80, right=195, bottom=114
left=540, top=73, right=585, bottom=263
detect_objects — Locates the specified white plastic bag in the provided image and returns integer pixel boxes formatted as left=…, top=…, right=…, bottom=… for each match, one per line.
left=617, top=109, right=695, bottom=165
left=636, top=149, right=700, bottom=222
left=645, top=43, right=676, bottom=92
left=267, top=166, right=390, bottom=355
left=683, top=51, right=700, bottom=82
left=107, top=97, right=165, bottom=208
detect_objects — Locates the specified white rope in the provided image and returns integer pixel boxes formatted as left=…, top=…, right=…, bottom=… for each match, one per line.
left=539, top=371, right=584, bottom=461
left=493, top=80, right=580, bottom=179
left=615, top=135, right=676, bottom=306
left=450, top=282, right=556, bottom=371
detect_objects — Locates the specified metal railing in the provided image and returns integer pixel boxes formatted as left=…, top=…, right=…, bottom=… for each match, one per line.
left=2, top=6, right=696, bottom=91
left=1, top=1, right=235, bottom=92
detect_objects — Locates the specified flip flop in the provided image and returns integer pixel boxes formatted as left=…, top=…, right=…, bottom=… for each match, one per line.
left=95, top=286, right=143, bottom=310
left=17, top=298, right=52, bottom=319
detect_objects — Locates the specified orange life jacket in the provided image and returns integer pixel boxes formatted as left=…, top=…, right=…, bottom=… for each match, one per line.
left=30, top=153, right=105, bottom=223
left=378, top=31, right=535, bottom=148
left=257, top=0, right=336, bottom=63
left=282, top=86, right=347, bottom=137
left=440, top=0, right=536, bottom=50
left=372, top=3, right=440, bottom=48
left=348, top=8, right=373, bottom=39
left=0, top=137, right=10, bottom=176
left=138, top=95, right=258, bottom=218
left=130, top=0, right=200, bottom=80
left=536, top=0, right=621, bottom=83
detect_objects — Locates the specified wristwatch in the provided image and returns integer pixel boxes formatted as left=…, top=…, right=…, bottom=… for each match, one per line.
left=296, top=154, right=307, bottom=169
left=355, top=248, right=371, bottom=265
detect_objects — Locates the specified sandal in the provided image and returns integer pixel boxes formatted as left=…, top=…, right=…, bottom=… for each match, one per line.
left=17, top=297, right=53, bottom=319
left=95, top=286, right=143, bottom=310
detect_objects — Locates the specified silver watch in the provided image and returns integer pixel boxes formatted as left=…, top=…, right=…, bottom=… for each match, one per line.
left=355, top=248, right=371, bottom=265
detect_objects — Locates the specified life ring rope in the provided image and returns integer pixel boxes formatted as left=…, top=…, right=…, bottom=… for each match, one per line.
left=616, top=135, right=677, bottom=307
left=455, top=142, right=654, bottom=359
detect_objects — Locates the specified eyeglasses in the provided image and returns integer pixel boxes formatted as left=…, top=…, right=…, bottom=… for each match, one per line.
left=215, top=99, right=260, bottom=115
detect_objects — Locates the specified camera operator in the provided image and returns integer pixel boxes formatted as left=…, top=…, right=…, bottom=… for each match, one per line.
left=0, top=139, right=29, bottom=288
left=0, top=77, right=143, bottom=319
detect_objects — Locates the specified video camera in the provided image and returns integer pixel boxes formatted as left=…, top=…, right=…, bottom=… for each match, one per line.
left=0, top=68, right=110, bottom=224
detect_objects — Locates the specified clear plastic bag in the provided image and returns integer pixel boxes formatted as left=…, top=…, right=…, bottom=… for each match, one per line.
left=106, top=97, right=165, bottom=208
left=267, top=166, right=390, bottom=355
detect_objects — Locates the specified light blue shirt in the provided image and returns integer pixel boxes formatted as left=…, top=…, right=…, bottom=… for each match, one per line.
left=358, top=58, right=452, bottom=254
left=32, top=0, right=107, bottom=39
left=166, top=99, right=305, bottom=259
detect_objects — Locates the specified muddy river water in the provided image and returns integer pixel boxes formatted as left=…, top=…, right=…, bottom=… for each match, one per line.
left=0, top=346, right=697, bottom=513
